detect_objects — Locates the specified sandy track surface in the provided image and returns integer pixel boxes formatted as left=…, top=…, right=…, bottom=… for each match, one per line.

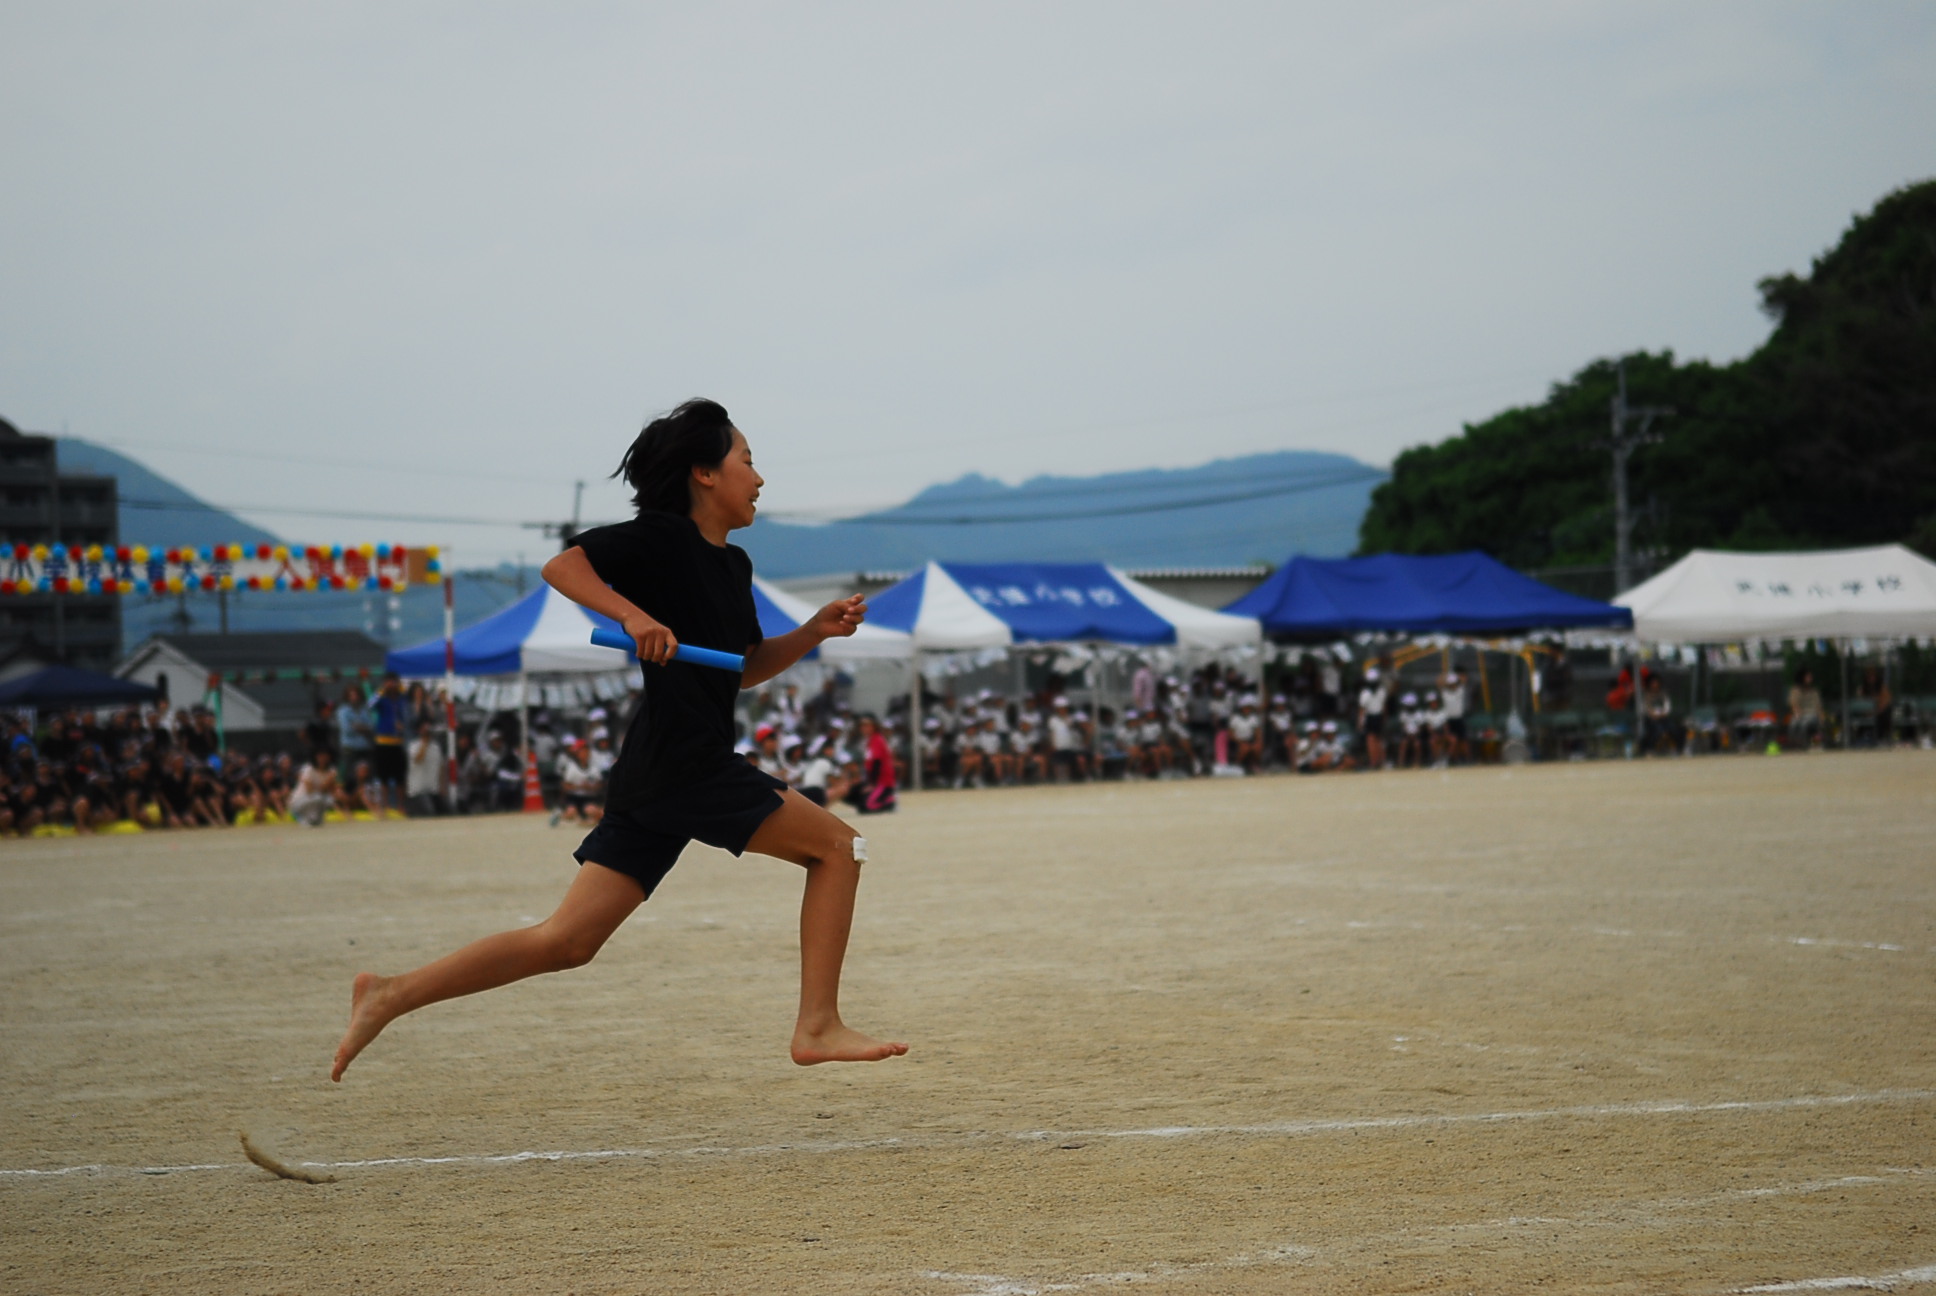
left=3, top=753, right=1933, bottom=1294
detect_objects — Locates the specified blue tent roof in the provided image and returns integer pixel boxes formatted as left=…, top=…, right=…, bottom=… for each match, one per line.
left=1223, top=552, right=1633, bottom=636
left=867, top=561, right=1259, bottom=648
left=868, top=563, right=1172, bottom=643
left=388, top=586, right=556, bottom=676
left=386, top=581, right=807, bottom=676
left=0, top=666, right=161, bottom=709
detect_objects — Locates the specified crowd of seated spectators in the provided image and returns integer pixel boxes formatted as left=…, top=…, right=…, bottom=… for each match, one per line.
left=28, top=646, right=1896, bottom=838
left=1, top=672, right=495, bottom=837
left=733, top=659, right=1484, bottom=803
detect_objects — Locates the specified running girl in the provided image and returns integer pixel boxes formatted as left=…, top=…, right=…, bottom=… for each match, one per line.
left=332, top=399, right=906, bottom=1081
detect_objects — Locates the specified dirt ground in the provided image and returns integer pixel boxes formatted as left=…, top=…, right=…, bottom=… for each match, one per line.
left=3, top=752, right=1933, bottom=1295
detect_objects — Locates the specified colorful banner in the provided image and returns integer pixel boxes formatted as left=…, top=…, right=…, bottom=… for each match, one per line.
left=0, top=543, right=443, bottom=596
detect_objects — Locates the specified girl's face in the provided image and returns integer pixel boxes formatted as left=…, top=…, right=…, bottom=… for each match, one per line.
left=693, top=427, right=765, bottom=530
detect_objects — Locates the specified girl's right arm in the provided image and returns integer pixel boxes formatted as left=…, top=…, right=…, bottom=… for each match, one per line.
left=541, top=546, right=679, bottom=666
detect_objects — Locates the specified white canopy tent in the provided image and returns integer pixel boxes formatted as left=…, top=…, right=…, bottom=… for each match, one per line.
left=1616, top=544, right=1936, bottom=750
left=1616, top=545, right=1936, bottom=644
left=863, top=561, right=1262, bottom=787
left=750, top=577, right=913, bottom=661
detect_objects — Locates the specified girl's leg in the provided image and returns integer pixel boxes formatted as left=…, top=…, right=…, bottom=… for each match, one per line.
left=331, top=862, right=644, bottom=1081
left=743, top=789, right=907, bottom=1065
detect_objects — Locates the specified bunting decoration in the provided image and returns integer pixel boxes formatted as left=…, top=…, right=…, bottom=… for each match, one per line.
left=0, top=543, right=442, bottom=596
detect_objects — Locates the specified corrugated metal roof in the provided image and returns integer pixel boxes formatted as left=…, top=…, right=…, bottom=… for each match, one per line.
left=135, top=631, right=387, bottom=673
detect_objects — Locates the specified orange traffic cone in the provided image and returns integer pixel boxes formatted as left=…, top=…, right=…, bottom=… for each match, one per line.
left=522, top=750, right=546, bottom=813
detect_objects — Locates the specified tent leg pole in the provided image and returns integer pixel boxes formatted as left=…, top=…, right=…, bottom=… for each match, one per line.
left=1091, top=653, right=1104, bottom=776
left=1633, top=644, right=1644, bottom=759
left=909, top=652, right=922, bottom=792
left=444, top=569, right=458, bottom=813
left=1840, top=641, right=1851, bottom=750
left=519, top=667, right=530, bottom=797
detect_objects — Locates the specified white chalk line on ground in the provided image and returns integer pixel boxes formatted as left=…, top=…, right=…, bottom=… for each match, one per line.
left=0, top=1087, right=1928, bottom=1182
left=1735, top=1262, right=1936, bottom=1292
left=917, top=1169, right=1936, bottom=1296
left=1007, top=1087, right=1936, bottom=1144
left=923, top=1244, right=1316, bottom=1296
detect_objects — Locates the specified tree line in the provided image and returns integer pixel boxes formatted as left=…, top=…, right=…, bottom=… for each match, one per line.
left=1358, top=180, right=1936, bottom=584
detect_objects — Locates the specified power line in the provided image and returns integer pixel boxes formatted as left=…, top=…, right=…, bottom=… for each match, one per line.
left=771, top=459, right=1385, bottom=521
left=851, top=466, right=1387, bottom=525
left=758, top=365, right=1555, bottom=471
left=70, top=436, right=578, bottom=487
left=118, top=496, right=524, bottom=529
left=762, top=459, right=1393, bottom=523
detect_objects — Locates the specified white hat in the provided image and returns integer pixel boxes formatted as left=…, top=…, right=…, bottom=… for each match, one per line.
left=1401, top=692, right=1418, bottom=706
left=588, top=707, right=608, bottom=721
left=1053, top=695, right=1070, bottom=707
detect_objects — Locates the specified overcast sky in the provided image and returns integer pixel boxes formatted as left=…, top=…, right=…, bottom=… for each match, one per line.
left=4, top=2, right=1932, bottom=565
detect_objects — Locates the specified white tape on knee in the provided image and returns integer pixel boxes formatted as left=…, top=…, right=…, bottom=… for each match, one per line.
left=851, top=836, right=868, bottom=863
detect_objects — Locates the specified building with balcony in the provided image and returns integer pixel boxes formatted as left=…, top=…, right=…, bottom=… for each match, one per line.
left=0, top=417, right=121, bottom=671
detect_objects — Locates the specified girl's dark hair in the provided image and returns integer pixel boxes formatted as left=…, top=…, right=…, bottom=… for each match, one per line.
left=612, top=398, right=736, bottom=516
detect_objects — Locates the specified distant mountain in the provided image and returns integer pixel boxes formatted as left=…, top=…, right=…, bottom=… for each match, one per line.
left=56, top=438, right=285, bottom=552
left=739, top=450, right=1387, bottom=577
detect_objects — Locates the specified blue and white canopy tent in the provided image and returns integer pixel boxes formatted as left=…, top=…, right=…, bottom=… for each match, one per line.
left=386, top=577, right=908, bottom=680
left=385, top=578, right=911, bottom=792
left=867, top=560, right=1260, bottom=650
left=862, top=561, right=1261, bottom=788
left=745, top=579, right=913, bottom=662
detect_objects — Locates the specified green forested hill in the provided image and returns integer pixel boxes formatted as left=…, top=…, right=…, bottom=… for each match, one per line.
left=1358, top=180, right=1936, bottom=578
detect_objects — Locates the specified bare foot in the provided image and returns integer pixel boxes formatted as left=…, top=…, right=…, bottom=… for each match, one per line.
left=332, top=972, right=398, bottom=1082
left=790, top=1021, right=908, bottom=1066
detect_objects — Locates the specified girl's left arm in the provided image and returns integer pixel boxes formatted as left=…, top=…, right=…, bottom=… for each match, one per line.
left=741, top=595, right=867, bottom=688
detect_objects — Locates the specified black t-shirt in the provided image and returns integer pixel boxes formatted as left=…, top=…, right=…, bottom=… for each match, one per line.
left=572, top=511, right=761, bottom=810
left=156, top=769, right=195, bottom=814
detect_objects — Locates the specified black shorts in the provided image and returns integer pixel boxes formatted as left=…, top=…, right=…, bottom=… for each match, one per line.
left=1446, top=717, right=1467, bottom=740
left=573, top=761, right=788, bottom=899
left=1361, top=714, right=1385, bottom=736
left=373, top=743, right=407, bottom=785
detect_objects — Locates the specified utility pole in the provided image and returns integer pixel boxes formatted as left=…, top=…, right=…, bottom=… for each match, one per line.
left=521, top=481, right=607, bottom=553
left=1603, top=359, right=1673, bottom=594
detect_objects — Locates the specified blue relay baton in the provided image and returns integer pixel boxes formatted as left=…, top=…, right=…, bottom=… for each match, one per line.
left=589, top=625, right=745, bottom=673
